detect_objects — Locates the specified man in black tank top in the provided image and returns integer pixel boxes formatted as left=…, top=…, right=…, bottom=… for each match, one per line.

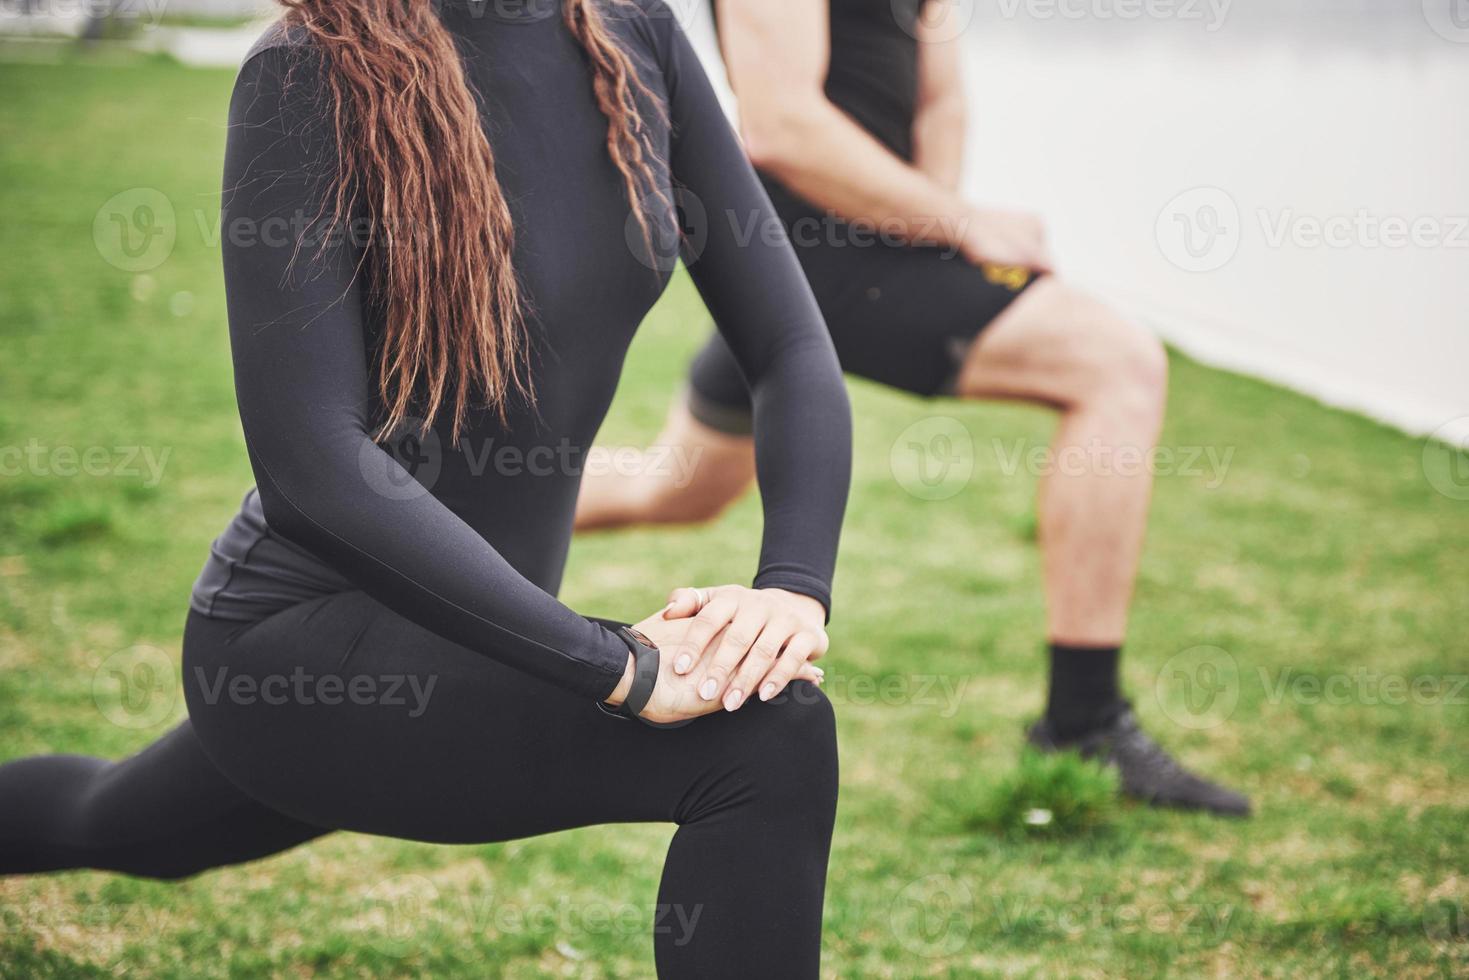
left=578, top=0, right=1251, bottom=816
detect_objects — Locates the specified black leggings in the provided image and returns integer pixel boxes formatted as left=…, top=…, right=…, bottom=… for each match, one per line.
left=0, top=592, right=839, bottom=978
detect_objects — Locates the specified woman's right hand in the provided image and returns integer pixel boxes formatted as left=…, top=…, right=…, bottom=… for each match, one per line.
left=605, top=609, right=824, bottom=726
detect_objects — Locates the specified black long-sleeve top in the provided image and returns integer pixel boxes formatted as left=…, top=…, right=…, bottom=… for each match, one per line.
left=191, top=0, right=852, bottom=701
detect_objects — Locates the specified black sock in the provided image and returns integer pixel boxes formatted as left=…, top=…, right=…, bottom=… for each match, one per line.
left=1044, top=642, right=1125, bottom=742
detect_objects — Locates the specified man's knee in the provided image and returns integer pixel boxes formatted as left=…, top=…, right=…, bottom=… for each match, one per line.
left=1115, top=319, right=1169, bottom=403
left=641, top=419, right=756, bottom=524
left=1049, top=284, right=1169, bottom=415
left=640, top=457, right=750, bottom=524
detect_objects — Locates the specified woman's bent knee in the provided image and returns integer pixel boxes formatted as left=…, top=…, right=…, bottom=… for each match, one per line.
left=723, top=682, right=838, bottom=815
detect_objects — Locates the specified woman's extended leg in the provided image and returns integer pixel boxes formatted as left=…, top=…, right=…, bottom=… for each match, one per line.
left=183, top=592, right=838, bottom=978
left=0, top=721, right=327, bottom=880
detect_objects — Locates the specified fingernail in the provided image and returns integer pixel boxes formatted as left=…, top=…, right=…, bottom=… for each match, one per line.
left=675, top=654, right=692, bottom=674
left=699, top=678, right=718, bottom=700
left=812, top=666, right=825, bottom=677
left=724, top=689, right=743, bottom=712
left=760, top=682, right=776, bottom=701
left=660, top=602, right=675, bottom=619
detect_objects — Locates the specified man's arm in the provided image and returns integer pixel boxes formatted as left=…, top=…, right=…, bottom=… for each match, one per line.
left=718, top=0, right=1050, bottom=268
left=912, top=2, right=967, bottom=191
left=718, top=0, right=963, bottom=247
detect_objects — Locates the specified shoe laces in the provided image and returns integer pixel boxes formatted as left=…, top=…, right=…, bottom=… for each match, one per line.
left=1110, top=717, right=1189, bottom=781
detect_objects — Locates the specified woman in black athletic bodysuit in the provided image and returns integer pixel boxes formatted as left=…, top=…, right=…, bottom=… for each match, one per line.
left=0, top=1, right=852, bottom=975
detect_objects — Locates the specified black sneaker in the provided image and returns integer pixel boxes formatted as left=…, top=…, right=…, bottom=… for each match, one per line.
left=1026, top=708, right=1252, bottom=817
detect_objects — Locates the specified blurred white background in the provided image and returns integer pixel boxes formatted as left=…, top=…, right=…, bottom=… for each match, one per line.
left=688, top=0, right=1468, bottom=445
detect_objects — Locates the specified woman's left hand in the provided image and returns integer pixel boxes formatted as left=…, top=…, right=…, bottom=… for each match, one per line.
left=661, top=585, right=830, bottom=711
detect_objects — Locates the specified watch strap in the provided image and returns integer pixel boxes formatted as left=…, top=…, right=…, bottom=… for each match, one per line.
left=617, top=626, right=659, bottom=719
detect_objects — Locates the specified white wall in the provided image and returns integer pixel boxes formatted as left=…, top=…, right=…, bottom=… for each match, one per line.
left=686, top=2, right=1469, bottom=447
left=960, top=28, right=1469, bottom=448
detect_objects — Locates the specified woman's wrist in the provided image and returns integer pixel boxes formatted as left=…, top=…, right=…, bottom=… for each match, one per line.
left=765, top=588, right=827, bottom=627
left=603, top=652, right=636, bottom=707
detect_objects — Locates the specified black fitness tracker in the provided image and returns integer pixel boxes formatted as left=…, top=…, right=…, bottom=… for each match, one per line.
left=612, top=626, right=660, bottom=720
left=594, top=624, right=657, bottom=721
left=591, top=618, right=692, bottom=728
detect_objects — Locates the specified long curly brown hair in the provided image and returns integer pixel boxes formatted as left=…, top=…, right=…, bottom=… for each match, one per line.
left=278, top=0, right=666, bottom=442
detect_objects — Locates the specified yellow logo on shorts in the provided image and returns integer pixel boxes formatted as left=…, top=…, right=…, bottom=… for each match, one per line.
left=980, top=263, right=1032, bottom=292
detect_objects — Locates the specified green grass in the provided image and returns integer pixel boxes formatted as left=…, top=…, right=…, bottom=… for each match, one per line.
left=2, top=56, right=1467, bottom=978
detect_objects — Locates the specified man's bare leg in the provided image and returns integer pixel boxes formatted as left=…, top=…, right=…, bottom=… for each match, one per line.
left=954, top=278, right=1248, bottom=814
left=954, top=277, right=1168, bottom=646
left=574, top=396, right=756, bottom=531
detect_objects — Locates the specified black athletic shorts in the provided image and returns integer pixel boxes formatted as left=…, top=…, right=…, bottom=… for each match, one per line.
left=688, top=205, right=1040, bottom=435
